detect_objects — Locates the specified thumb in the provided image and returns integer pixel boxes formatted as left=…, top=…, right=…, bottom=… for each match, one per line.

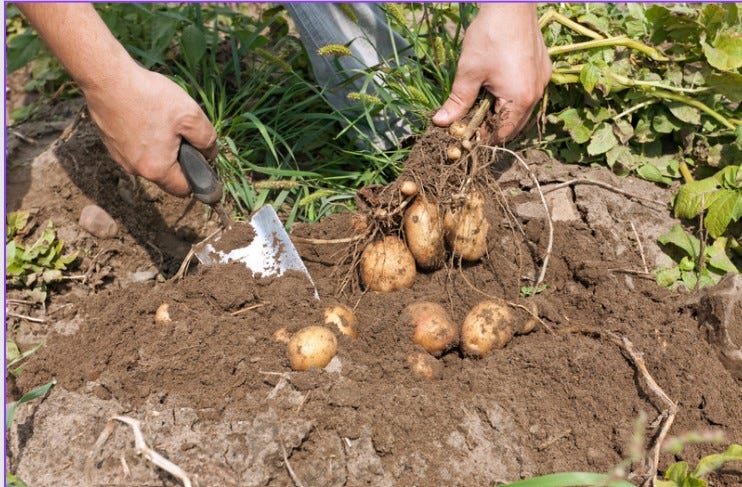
left=432, top=75, right=481, bottom=127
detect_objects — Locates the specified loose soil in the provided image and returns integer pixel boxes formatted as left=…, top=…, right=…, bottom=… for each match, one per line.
left=5, top=102, right=741, bottom=487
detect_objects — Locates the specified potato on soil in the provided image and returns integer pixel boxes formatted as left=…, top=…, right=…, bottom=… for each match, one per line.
left=287, top=326, right=337, bottom=371
left=448, top=121, right=466, bottom=138
left=461, top=300, right=514, bottom=357
left=360, top=236, right=416, bottom=292
left=155, top=303, right=171, bottom=324
left=406, top=352, right=443, bottom=380
left=403, top=197, right=446, bottom=270
left=444, top=190, right=489, bottom=261
left=272, top=327, right=292, bottom=344
left=517, top=302, right=540, bottom=335
left=324, top=304, right=358, bottom=339
left=400, top=180, right=418, bottom=196
left=403, top=302, right=458, bottom=356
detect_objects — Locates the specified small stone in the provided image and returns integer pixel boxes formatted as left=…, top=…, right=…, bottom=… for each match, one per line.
left=78, top=205, right=118, bottom=238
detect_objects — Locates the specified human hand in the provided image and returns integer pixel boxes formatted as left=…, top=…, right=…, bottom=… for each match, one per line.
left=432, top=4, right=552, bottom=143
left=83, top=64, right=217, bottom=196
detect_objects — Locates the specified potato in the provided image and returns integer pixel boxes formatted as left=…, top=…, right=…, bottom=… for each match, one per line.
left=360, top=236, right=416, bottom=292
left=155, top=303, right=171, bottom=324
left=447, top=146, right=462, bottom=161
left=448, top=121, right=466, bottom=138
left=403, top=197, right=445, bottom=270
left=400, top=180, right=418, bottom=196
left=461, top=300, right=514, bottom=357
left=403, top=302, right=458, bottom=356
left=324, top=304, right=358, bottom=339
left=444, top=190, right=489, bottom=261
left=287, top=326, right=337, bottom=371
left=406, top=352, right=443, bottom=380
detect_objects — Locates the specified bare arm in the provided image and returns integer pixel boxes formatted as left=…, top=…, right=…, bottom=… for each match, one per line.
left=432, top=4, right=551, bottom=143
left=17, top=3, right=217, bottom=196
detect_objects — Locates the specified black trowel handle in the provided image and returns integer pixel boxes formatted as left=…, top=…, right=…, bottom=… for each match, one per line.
left=177, top=142, right=222, bottom=205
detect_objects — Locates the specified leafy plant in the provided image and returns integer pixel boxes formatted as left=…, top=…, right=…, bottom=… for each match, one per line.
left=673, top=164, right=742, bottom=238
left=6, top=340, right=44, bottom=377
left=6, top=211, right=78, bottom=302
left=655, top=223, right=738, bottom=289
left=657, top=444, right=742, bottom=487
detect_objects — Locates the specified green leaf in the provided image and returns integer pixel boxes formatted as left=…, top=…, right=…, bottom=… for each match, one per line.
left=681, top=269, right=699, bottom=289
left=666, top=461, right=690, bottom=484
left=180, top=24, right=207, bottom=69
left=6, top=340, right=21, bottom=363
left=674, top=178, right=723, bottom=219
left=580, top=63, right=601, bottom=94
left=498, top=472, right=634, bottom=487
left=606, top=145, right=636, bottom=176
left=7, top=210, right=30, bottom=239
left=693, top=444, right=742, bottom=478
left=652, top=113, right=682, bottom=134
left=705, top=239, right=739, bottom=273
left=705, top=72, right=742, bottom=103
left=658, top=224, right=700, bottom=259
left=7, top=32, right=44, bottom=73
left=702, top=32, right=742, bottom=71
left=705, top=189, right=742, bottom=238
left=668, top=102, right=702, bottom=125
left=638, top=163, right=671, bottom=185
left=656, top=266, right=682, bottom=287
left=6, top=379, right=56, bottom=430
left=587, top=123, right=618, bottom=155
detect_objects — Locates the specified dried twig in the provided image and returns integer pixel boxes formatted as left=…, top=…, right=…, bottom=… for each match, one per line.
left=485, top=146, right=554, bottom=288
left=86, top=415, right=193, bottom=487
left=542, top=178, right=666, bottom=209
left=173, top=228, right=221, bottom=281
left=9, top=129, right=38, bottom=144
left=608, top=269, right=656, bottom=280
left=281, top=443, right=307, bottom=487
left=292, top=235, right=365, bottom=245
left=630, top=221, right=650, bottom=273
left=230, top=302, right=268, bottom=316
left=6, top=312, right=46, bottom=323
left=563, top=327, right=677, bottom=485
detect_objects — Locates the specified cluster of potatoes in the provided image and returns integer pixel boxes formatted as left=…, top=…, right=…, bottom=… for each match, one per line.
left=359, top=180, right=489, bottom=293
left=279, top=299, right=537, bottom=375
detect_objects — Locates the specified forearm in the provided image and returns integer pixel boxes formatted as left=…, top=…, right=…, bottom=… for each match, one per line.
left=17, top=3, right=136, bottom=93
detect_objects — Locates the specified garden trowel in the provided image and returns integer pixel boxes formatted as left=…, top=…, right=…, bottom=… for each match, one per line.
left=177, top=142, right=318, bottom=299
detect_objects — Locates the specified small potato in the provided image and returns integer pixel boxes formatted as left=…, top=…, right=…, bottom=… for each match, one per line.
left=444, top=190, right=489, bottom=261
left=400, top=180, right=418, bottom=196
left=324, top=304, right=358, bottom=339
left=155, top=303, right=171, bottom=324
left=360, top=236, right=416, bottom=292
left=461, top=300, right=514, bottom=357
left=406, top=352, right=443, bottom=380
left=403, top=302, right=458, bottom=356
left=403, top=197, right=445, bottom=270
left=288, top=326, right=337, bottom=371
left=447, top=146, right=462, bottom=161
left=448, top=121, right=466, bottom=138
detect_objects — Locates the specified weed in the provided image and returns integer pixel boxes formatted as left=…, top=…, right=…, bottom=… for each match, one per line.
left=5, top=211, right=78, bottom=303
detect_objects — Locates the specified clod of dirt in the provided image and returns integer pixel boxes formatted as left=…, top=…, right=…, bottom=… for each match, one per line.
left=696, top=274, right=742, bottom=379
left=78, top=204, right=118, bottom=238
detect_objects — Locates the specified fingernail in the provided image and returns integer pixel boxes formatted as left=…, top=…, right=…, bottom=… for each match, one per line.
left=433, top=108, right=448, bottom=124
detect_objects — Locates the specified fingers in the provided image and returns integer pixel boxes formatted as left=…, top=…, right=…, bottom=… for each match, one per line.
left=432, top=73, right=481, bottom=127
left=157, top=161, right=191, bottom=197
left=179, top=101, right=218, bottom=160
left=492, top=98, right=534, bottom=144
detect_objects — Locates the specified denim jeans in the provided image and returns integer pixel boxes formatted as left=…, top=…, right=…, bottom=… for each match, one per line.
left=285, top=3, right=414, bottom=150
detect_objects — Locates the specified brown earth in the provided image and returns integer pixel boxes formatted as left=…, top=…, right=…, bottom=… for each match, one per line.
left=5, top=102, right=741, bottom=487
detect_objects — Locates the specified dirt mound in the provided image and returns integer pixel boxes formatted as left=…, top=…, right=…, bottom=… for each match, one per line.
left=6, top=114, right=741, bottom=487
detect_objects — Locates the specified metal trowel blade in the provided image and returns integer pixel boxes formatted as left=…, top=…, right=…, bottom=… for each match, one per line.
left=194, top=205, right=319, bottom=299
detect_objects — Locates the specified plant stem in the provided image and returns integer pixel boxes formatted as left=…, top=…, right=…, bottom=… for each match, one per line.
left=649, top=89, right=737, bottom=130
left=679, top=161, right=694, bottom=183
left=548, top=35, right=669, bottom=61
left=614, top=100, right=658, bottom=120
left=538, top=9, right=605, bottom=40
